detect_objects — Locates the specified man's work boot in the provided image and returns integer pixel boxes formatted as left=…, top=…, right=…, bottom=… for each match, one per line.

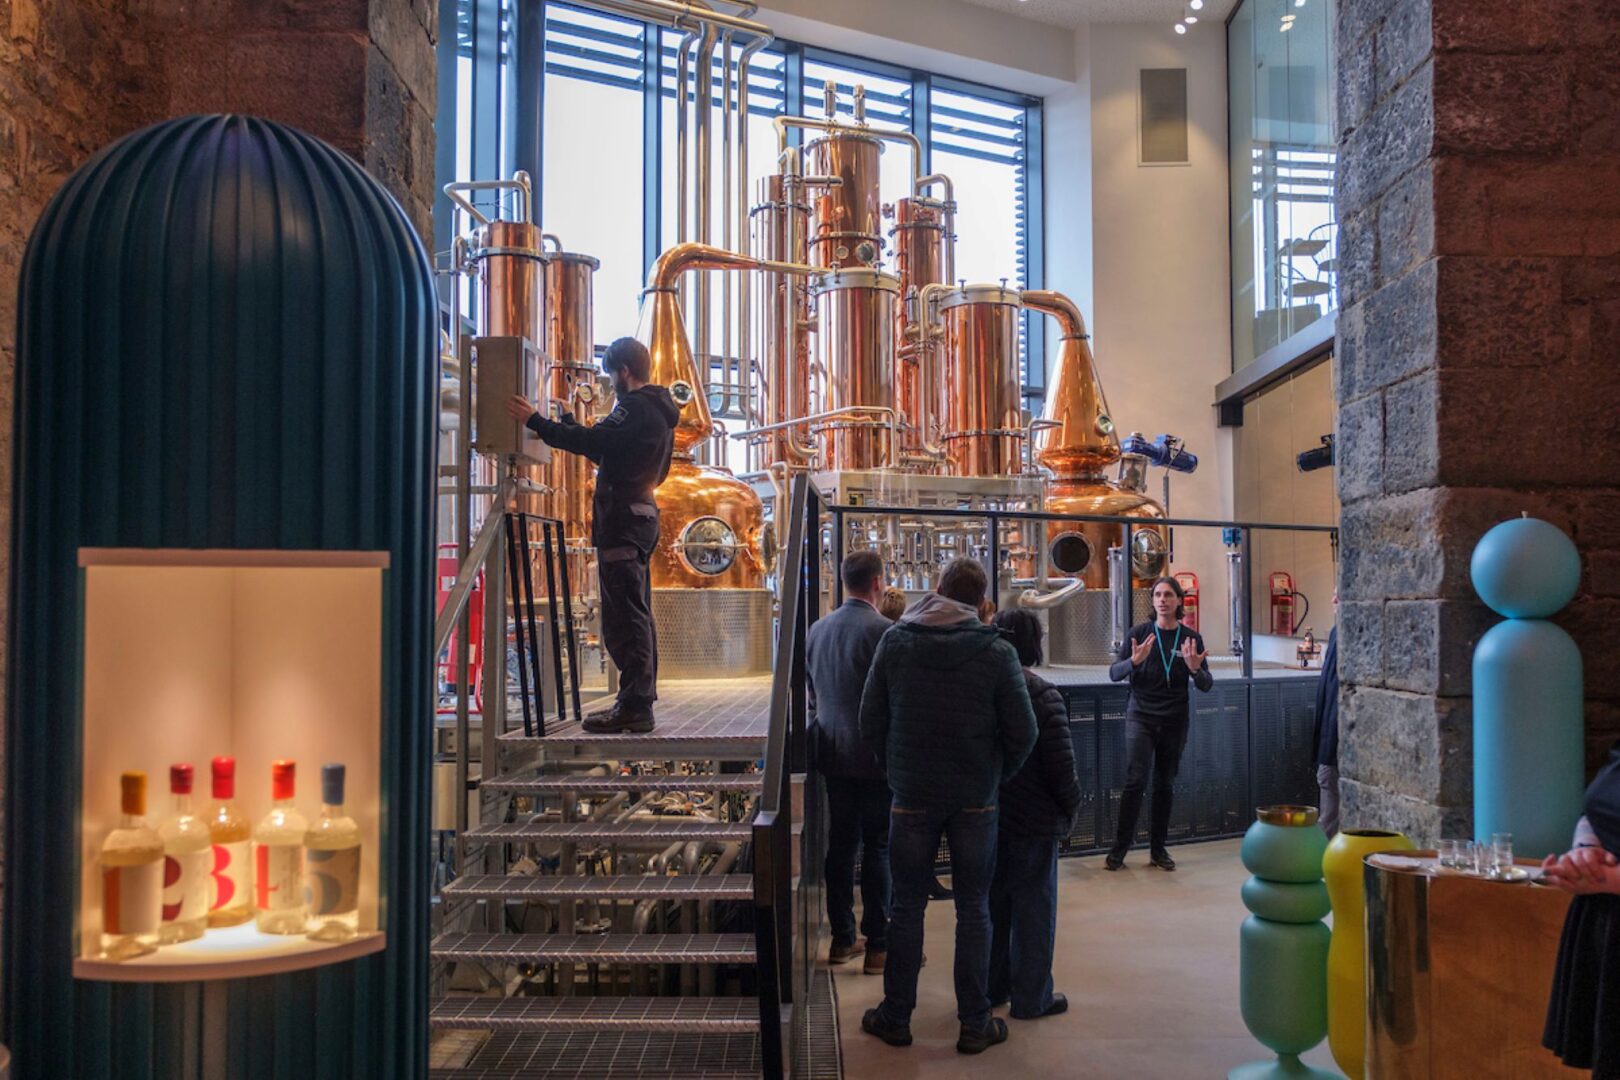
left=828, top=940, right=865, bottom=964
left=583, top=701, right=655, bottom=734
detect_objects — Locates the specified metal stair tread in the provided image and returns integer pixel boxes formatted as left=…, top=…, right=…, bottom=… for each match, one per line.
left=431, top=932, right=756, bottom=964
left=429, top=1030, right=760, bottom=1078
left=442, top=874, right=753, bottom=900
left=466, top=820, right=753, bottom=843
left=484, top=775, right=762, bottom=794
left=430, top=996, right=759, bottom=1033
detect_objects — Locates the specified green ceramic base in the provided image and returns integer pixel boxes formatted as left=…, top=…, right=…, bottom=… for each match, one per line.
left=1228, top=1054, right=1341, bottom=1080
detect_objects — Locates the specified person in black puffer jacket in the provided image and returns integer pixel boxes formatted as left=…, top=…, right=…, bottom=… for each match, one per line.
left=987, top=609, right=1082, bottom=1021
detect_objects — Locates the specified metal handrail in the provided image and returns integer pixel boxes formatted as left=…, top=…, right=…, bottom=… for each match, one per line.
left=825, top=502, right=1339, bottom=534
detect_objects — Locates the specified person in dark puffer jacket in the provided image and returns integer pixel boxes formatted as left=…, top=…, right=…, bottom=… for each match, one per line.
left=987, top=609, right=1082, bottom=1022
left=859, top=558, right=1037, bottom=1057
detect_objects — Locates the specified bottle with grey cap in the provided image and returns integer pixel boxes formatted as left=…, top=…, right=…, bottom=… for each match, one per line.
left=304, top=764, right=362, bottom=941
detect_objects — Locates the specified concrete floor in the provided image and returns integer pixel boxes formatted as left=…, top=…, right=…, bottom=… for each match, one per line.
left=831, top=838, right=1339, bottom=1079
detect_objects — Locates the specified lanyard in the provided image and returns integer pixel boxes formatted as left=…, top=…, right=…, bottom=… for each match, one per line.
left=1156, top=625, right=1182, bottom=682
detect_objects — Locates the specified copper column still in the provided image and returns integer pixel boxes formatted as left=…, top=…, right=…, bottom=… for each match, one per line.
left=639, top=242, right=790, bottom=590
left=749, top=173, right=815, bottom=468
left=810, top=267, right=900, bottom=471
left=805, top=129, right=885, bottom=269
left=940, top=283, right=1026, bottom=477
left=890, top=192, right=954, bottom=469
left=1024, top=290, right=1166, bottom=588
left=542, top=250, right=601, bottom=592
left=471, top=218, right=550, bottom=512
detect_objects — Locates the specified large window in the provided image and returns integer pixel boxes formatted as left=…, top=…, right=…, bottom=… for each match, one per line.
left=444, top=1, right=1044, bottom=401
left=1228, top=0, right=1336, bottom=370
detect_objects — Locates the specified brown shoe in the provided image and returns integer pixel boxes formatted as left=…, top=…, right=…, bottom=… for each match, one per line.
left=829, top=940, right=866, bottom=964
left=863, top=949, right=886, bottom=975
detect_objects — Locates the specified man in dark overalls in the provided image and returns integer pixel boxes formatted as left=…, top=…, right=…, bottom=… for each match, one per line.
left=506, top=337, right=679, bottom=733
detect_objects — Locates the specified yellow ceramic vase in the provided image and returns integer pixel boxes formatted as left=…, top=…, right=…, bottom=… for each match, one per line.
left=1322, top=828, right=1414, bottom=1079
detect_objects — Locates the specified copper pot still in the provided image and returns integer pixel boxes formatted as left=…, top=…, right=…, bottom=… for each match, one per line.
left=810, top=267, right=899, bottom=472
left=542, top=251, right=601, bottom=592
left=940, top=283, right=1025, bottom=477
left=805, top=130, right=884, bottom=269
left=472, top=218, right=549, bottom=513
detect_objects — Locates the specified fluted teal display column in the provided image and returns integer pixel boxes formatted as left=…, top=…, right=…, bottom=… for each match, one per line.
left=1471, top=516, right=1584, bottom=859
left=1230, top=806, right=1337, bottom=1080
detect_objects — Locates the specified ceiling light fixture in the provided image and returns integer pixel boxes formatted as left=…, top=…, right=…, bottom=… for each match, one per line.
left=1190, top=0, right=1205, bottom=8
left=1185, top=14, right=1198, bottom=22
left=1174, top=22, right=1187, bottom=33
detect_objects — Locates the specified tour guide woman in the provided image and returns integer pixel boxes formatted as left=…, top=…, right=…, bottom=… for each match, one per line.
left=1105, top=576, right=1212, bottom=872
left=1542, top=741, right=1620, bottom=1078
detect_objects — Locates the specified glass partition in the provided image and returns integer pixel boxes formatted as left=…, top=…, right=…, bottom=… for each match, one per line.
left=1228, top=0, right=1337, bottom=370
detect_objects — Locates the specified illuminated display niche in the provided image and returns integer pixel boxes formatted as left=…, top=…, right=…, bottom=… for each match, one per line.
left=73, top=549, right=388, bottom=982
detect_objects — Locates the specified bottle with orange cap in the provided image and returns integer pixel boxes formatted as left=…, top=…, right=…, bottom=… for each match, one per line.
left=100, top=771, right=164, bottom=960
left=158, top=763, right=210, bottom=944
left=253, top=760, right=308, bottom=934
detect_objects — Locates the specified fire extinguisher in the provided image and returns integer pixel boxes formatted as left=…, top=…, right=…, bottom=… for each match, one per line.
left=1270, top=571, right=1296, bottom=635
left=1175, top=571, right=1200, bottom=632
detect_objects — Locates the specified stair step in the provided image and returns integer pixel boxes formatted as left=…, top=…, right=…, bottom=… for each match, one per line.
left=430, top=996, right=759, bottom=1033
left=432, top=932, right=756, bottom=964
left=430, top=1030, right=761, bottom=1078
left=443, top=874, right=753, bottom=901
left=485, top=774, right=762, bottom=794
left=467, top=821, right=753, bottom=844
left=495, top=728, right=766, bottom=761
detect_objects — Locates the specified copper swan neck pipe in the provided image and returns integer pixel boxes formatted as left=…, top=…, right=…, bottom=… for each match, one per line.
left=646, top=241, right=812, bottom=292
left=1021, top=289, right=1089, bottom=340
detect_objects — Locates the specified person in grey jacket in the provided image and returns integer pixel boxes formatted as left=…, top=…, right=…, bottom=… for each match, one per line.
left=858, top=558, right=1038, bottom=1056
left=988, top=609, right=1082, bottom=1021
left=807, top=550, right=894, bottom=972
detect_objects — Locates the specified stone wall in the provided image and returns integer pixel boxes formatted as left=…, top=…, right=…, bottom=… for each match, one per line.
left=0, top=0, right=435, bottom=967
left=1335, top=0, right=1620, bottom=842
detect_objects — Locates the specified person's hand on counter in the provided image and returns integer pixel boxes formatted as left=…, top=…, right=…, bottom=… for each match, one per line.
left=1541, top=845, right=1620, bottom=895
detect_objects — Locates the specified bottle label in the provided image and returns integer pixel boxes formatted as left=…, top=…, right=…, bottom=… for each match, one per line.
left=103, top=860, right=163, bottom=935
left=254, top=843, right=305, bottom=912
left=163, top=850, right=210, bottom=923
left=209, top=841, right=250, bottom=911
left=305, top=846, right=361, bottom=916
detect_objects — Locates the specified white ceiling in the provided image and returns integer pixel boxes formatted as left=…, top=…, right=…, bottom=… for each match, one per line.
left=952, top=0, right=1241, bottom=28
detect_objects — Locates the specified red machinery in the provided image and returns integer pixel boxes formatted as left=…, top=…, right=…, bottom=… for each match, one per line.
left=1270, top=571, right=1296, bottom=635
left=1175, top=571, right=1200, bottom=632
left=437, top=544, right=484, bottom=712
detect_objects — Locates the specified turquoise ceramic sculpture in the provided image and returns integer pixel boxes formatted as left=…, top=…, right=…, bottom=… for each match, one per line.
left=1472, top=516, right=1584, bottom=858
left=1230, top=806, right=1337, bottom=1080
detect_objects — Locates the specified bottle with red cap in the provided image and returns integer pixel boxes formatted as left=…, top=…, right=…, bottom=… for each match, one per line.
left=158, top=763, right=210, bottom=944
left=252, top=760, right=308, bottom=934
left=206, top=756, right=252, bottom=928
left=99, top=771, right=164, bottom=960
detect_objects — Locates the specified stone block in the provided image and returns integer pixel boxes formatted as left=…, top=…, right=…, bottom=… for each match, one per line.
left=1553, top=597, right=1620, bottom=684
left=1335, top=299, right=1366, bottom=405
left=369, top=0, right=434, bottom=106
left=1339, top=777, right=1468, bottom=846
left=1381, top=369, right=1437, bottom=494
left=1434, top=52, right=1570, bottom=155
left=1339, top=684, right=1471, bottom=806
left=1485, top=159, right=1620, bottom=258
left=1338, top=205, right=1378, bottom=308
left=1335, top=389, right=1384, bottom=502
left=1339, top=489, right=1447, bottom=600
left=1374, top=0, right=1433, bottom=104
left=1377, top=161, right=1434, bottom=284
left=1338, top=58, right=1435, bottom=217
left=1436, top=363, right=1620, bottom=489
left=1381, top=597, right=1494, bottom=696
left=1588, top=551, right=1620, bottom=599
left=1345, top=256, right=1437, bottom=400
left=1575, top=492, right=1620, bottom=546
left=1431, top=0, right=1567, bottom=52
left=1338, top=599, right=1385, bottom=684
left=1339, top=0, right=1410, bottom=57
left=1434, top=255, right=1568, bottom=367
left=1571, top=55, right=1620, bottom=155
left=1337, top=20, right=1378, bottom=141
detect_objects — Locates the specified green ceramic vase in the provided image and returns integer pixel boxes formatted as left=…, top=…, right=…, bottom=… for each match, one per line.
left=1230, top=806, right=1338, bottom=1080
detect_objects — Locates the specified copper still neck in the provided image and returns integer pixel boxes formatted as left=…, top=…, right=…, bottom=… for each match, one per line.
left=1024, top=290, right=1120, bottom=479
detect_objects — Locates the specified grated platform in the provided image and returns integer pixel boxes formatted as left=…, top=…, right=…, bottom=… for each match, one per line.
left=430, top=996, right=759, bottom=1033
left=432, top=933, right=756, bottom=965
left=442, top=874, right=754, bottom=901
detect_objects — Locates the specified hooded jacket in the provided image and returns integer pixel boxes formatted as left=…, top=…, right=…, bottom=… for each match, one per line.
left=526, top=384, right=680, bottom=553
left=999, top=669, right=1083, bottom=838
left=858, top=593, right=1038, bottom=809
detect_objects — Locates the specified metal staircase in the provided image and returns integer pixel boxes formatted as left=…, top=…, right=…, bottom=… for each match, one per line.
left=430, top=477, right=826, bottom=1079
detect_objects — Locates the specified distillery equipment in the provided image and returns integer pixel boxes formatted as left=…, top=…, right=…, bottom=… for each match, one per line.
left=939, top=282, right=1026, bottom=478
left=809, top=267, right=900, bottom=471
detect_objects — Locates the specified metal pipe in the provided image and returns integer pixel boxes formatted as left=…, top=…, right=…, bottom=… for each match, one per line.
left=1016, top=577, right=1085, bottom=610
left=737, top=34, right=769, bottom=443
left=727, top=405, right=895, bottom=439
left=573, top=0, right=772, bottom=37
left=443, top=172, right=533, bottom=227
left=1109, top=545, right=1132, bottom=653
left=695, top=23, right=718, bottom=431
left=646, top=240, right=815, bottom=291
left=540, top=232, right=564, bottom=252
left=720, top=31, right=734, bottom=416
left=911, top=282, right=953, bottom=457
left=675, top=30, right=696, bottom=248
left=1021, top=289, right=1089, bottom=340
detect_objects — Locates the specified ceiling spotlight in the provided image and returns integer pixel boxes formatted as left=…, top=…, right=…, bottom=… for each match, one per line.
left=1185, top=14, right=1198, bottom=22
left=1190, top=0, right=1204, bottom=7
left=1294, top=0, right=1306, bottom=5
left=1174, top=22, right=1187, bottom=33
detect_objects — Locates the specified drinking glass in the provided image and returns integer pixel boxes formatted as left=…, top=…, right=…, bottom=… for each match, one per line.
left=1436, top=839, right=1456, bottom=869
left=1492, top=833, right=1514, bottom=878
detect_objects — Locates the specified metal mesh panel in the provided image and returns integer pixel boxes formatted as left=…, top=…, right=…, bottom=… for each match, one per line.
left=1046, top=589, right=1153, bottom=666
left=1187, top=684, right=1251, bottom=837
left=1066, top=697, right=1102, bottom=852
left=651, top=589, right=773, bottom=678
left=1253, top=680, right=1319, bottom=809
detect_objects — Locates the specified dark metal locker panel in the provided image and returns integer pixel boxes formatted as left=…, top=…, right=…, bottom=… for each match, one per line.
left=1097, top=686, right=1139, bottom=848
left=1187, top=681, right=1250, bottom=840
left=1063, top=689, right=1102, bottom=854
left=1251, top=679, right=1319, bottom=810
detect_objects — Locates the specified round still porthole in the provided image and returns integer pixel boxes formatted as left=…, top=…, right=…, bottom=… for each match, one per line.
left=1131, top=529, right=1168, bottom=578
left=678, top=516, right=739, bottom=576
left=1049, top=531, right=1093, bottom=576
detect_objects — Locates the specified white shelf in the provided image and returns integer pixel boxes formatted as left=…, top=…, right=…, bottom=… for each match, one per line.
left=74, top=923, right=385, bottom=983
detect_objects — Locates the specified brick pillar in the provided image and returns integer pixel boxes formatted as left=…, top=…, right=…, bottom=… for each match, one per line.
left=1334, top=0, right=1620, bottom=843
left=0, top=0, right=436, bottom=949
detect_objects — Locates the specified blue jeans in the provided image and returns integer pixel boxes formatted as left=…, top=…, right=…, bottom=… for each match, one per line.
left=823, top=776, right=892, bottom=950
left=876, top=801, right=998, bottom=1030
left=988, top=832, right=1059, bottom=1017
